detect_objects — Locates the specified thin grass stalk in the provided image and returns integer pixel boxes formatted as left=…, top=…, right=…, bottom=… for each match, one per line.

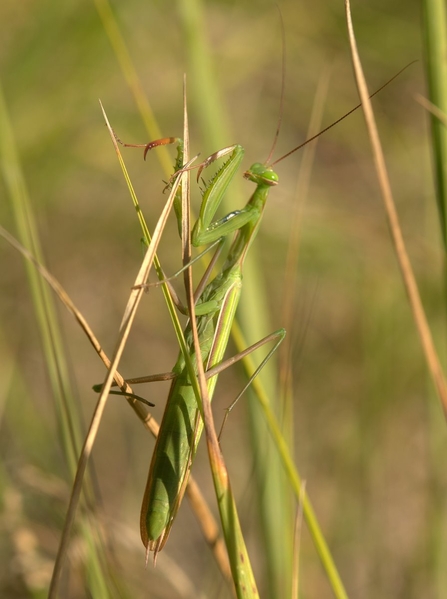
left=351, top=2, right=447, bottom=591
left=344, top=16, right=447, bottom=594
left=232, top=322, right=349, bottom=599
left=422, top=0, right=447, bottom=248
left=291, top=481, right=307, bottom=599
left=344, top=0, right=447, bottom=419
left=343, top=27, right=447, bottom=597
left=421, top=1, right=447, bottom=592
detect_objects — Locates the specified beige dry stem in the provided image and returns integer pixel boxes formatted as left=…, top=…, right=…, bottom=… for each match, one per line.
left=345, top=0, right=447, bottom=418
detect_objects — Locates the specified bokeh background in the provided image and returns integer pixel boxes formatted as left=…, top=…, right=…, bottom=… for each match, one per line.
left=1, top=0, right=446, bottom=598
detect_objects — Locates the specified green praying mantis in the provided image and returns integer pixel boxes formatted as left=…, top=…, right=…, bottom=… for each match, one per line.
left=120, top=137, right=288, bottom=557
left=107, top=66, right=409, bottom=559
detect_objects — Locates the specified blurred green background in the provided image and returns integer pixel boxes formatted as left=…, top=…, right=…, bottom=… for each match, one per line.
left=1, top=0, right=446, bottom=598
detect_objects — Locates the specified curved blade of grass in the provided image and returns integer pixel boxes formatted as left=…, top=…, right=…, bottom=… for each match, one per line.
left=422, top=0, right=447, bottom=247
left=344, top=0, right=447, bottom=419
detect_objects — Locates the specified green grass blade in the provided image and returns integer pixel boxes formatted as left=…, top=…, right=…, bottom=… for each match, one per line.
left=100, top=103, right=189, bottom=386
left=422, top=0, right=447, bottom=247
left=420, top=2, right=447, bottom=594
left=0, top=80, right=115, bottom=596
left=232, top=322, right=349, bottom=599
left=0, top=82, right=79, bottom=475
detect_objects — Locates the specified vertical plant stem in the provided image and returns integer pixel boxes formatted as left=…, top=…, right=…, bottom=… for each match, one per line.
left=422, top=0, right=447, bottom=247
left=421, top=0, right=447, bottom=593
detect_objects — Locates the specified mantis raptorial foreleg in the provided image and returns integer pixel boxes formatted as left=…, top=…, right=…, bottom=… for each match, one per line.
left=108, top=325, right=285, bottom=418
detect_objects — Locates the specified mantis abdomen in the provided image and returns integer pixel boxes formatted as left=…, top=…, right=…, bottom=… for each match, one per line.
left=141, top=265, right=243, bottom=551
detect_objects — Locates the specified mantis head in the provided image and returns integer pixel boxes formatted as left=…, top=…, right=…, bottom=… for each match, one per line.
left=243, top=163, right=279, bottom=186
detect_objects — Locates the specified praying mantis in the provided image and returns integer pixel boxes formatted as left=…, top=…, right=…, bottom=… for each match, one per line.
left=124, top=137, right=288, bottom=556
left=110, top=66, right=409, bottom=559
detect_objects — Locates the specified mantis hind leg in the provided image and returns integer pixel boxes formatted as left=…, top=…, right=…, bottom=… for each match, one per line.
left=201, top=328, right=286, bottom=440
left=96, top=328, right=285, bottom=417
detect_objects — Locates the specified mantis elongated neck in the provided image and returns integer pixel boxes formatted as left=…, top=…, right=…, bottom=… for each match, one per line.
left=223, top=182, right=271, bottom=271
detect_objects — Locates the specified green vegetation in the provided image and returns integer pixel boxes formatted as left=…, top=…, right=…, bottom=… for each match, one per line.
left=1, top=0, right=445, bottom=597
